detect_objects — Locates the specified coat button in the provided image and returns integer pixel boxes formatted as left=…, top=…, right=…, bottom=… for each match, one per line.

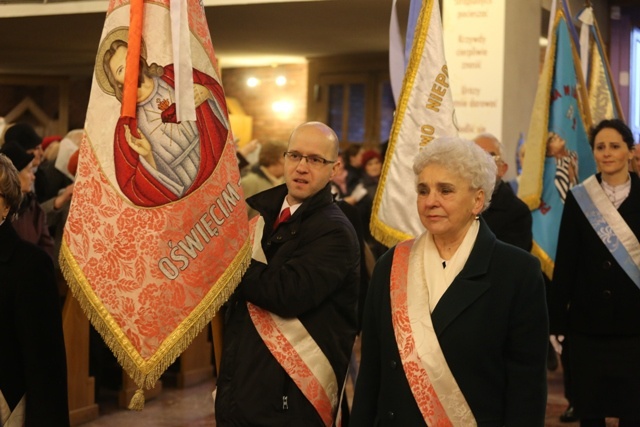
left=603, top=289, right=612, bottom=299
left=387, top=411, right=394, bottom=420
left=390, top=360, right=397, bottom=369
left=602, top=260, right=612, bottom=270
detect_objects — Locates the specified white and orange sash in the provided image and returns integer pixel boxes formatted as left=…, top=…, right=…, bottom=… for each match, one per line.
left=0, top=391, right=25, bottom=427
left=247, top=305, right=340, bottom=426
left=246, top=216, right=341, bottom=427
left=390, top=234, right=476, bottom=426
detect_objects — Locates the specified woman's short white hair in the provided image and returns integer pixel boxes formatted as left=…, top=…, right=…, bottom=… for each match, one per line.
left=413, top=136, right=497, bottom=211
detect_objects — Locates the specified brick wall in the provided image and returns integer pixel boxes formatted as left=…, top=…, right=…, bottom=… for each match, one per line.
left=221, top=63, right=308, bottom=142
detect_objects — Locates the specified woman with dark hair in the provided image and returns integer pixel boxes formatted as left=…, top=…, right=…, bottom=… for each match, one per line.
left=552, top=118, right=640, bottom=426
left=0, top=153, right=70, bottom=426
left=0, top=141, right=55, bottom=259
left=341, top=143, right=364, bottom=195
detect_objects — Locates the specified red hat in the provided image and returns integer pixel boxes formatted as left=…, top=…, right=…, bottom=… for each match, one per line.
left=42, top=135, right=62, bottom=151
left=361, top=150, right=382, bottom=167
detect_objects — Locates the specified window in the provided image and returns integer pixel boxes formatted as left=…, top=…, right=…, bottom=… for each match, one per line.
left=630, top=27, right=640, bottom=142
left=307, top=54, right=394, bottom=146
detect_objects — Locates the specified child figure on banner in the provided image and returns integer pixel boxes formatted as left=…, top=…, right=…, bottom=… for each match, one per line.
left=96, top=28, right=230, bottom=207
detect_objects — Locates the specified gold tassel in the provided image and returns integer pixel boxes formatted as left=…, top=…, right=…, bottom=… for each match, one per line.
left=128, top=388, right=145, bottom=411
left=59, top=236, right=252, bottom=403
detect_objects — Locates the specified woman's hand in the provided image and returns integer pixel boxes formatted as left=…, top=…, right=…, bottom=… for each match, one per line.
left=54, top=184, right=74, bottom=210
left=124, top=125, right=156, bottom=169
left=550, top=335, right=565, bottom=355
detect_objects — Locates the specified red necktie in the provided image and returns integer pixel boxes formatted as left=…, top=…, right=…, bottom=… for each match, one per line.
left=273, top=207, right=291, bottom=230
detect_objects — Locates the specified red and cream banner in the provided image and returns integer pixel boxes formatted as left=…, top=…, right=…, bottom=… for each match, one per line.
left=60, top=0, right=250, bottom=406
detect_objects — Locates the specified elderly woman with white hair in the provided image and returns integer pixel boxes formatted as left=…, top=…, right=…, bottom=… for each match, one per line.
left=351, top=137, right=548, bottom=426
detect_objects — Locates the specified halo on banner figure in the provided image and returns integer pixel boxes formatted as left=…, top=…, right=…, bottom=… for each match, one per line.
left=95, top=26, right=230, bottom=207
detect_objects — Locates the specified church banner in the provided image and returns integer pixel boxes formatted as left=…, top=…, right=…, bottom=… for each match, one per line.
left=372, top=0, right=458, bottom=247
left=60, top=0, right=251, bottom=408
left=517, top=10, right=595, bottom=278
left=577, top=6, right=625, bottom=124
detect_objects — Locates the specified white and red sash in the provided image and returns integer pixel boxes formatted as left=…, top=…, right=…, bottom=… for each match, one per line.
left=390, top=235, right=476, bottom=426
left=246, top=216, right=341, bottom=427
left=0, top=391, right=25, bottom=427
left=247, top=305, right=340, bottom=427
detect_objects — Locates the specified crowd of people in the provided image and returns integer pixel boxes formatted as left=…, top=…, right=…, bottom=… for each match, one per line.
left=1, top=117, right=639, bottom=426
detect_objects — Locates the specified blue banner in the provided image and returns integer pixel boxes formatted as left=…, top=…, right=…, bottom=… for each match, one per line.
left=531, top=17, right=596, bottom=269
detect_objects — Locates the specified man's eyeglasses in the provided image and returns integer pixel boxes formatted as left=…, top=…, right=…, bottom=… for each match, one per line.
left=283, top=151, right=336, bottom=167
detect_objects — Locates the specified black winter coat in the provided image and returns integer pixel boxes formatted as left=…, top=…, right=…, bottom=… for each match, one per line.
left=215, top=183, right=360, bottom=426
left=351, top=219, right=548, bottom=426
left=0, top=220, right=69, bottom=426
left=482, top=180, right=533, bottom=252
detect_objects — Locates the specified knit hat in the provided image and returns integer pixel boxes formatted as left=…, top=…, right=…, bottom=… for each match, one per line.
left=0, top=141, right=35, bottom=171
left=361, top=150, right=382, bottom=167
left=4, top=123, right=42, bottom=150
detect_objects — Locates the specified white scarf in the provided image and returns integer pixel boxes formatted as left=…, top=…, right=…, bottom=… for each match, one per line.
left=424, top=220, right=480, bottom=313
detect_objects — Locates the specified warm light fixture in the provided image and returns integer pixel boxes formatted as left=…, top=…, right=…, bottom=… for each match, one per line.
left=539, top=36, right=548, bottom=47
left=272, top=100, right=294, bottom=115
left=246, top=77, right=260, bottom=87
left=275, top=75, right=287, bottom=86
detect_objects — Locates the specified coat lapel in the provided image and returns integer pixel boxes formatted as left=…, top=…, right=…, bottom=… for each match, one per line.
left=432, top=220, right=496, bottom=336
left=0, top=221, right=19, bottom=263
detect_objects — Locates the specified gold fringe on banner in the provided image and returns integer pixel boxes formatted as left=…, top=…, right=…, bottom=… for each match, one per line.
left=59, top=235, right=251, bottom=408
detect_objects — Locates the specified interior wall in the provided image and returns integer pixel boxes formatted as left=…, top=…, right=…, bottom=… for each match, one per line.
left=220, top=63, right=308, bottom=143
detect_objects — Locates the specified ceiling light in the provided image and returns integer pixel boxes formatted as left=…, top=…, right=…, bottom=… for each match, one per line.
left=246, top=77, right=260, bottom=87
left=275, top=76, right=287, bottom=86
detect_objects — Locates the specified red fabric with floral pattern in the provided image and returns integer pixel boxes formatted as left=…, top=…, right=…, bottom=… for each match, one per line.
left=390, top=240, right=453, bottom=426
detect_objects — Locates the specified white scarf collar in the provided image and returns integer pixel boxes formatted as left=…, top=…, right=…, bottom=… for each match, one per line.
left=423, top=219, right=480, bottom=312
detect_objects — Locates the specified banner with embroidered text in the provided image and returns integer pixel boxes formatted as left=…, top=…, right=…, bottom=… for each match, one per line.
left=60, top=0, right=251, bottom=407
left=371, top=0, right=458, bottom=247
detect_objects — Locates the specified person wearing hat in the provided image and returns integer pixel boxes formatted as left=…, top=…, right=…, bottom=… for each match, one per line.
left=0, top=142, right=54, bottom=259
left=4, top=123, right=44, bottom=171
left=0, top=152, right=70, bottom=426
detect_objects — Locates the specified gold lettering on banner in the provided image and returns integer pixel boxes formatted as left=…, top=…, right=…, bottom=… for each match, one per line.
left=158, top=182, right=242, bottom=280
left=425, top=65, right=450, bottom=112
left=420, top=125, right=435, bottom=147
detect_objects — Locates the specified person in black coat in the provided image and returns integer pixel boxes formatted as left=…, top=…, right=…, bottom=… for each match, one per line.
left=351, top=137, right=548, bottom=426
left=552, top=119, right=640, bottom=425
left=0, top=153, right=70, bottom=426
left=215, top=122, right=360, bottom=426
left=474, top=133, right=532, bottom=252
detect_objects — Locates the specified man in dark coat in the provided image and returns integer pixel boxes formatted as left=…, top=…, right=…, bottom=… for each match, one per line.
left=474, top=133, right=532, bottom=252
left=215, top=122, right=360, bottom=426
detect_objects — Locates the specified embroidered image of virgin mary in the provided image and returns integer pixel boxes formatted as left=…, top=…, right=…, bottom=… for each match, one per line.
left=95, top=27, right=230, bottom=207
